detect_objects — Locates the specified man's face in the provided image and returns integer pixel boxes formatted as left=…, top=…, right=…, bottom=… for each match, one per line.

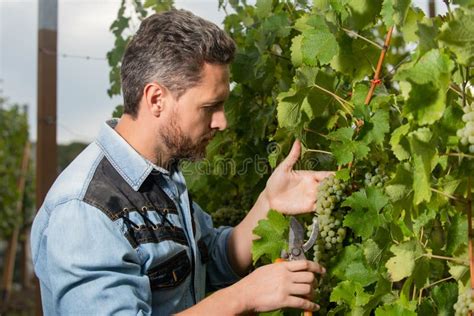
left=160, top=63, right=229, bottom=162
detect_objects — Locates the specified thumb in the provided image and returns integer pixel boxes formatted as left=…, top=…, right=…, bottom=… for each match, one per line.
left=281, top=139, right=301, bottom=171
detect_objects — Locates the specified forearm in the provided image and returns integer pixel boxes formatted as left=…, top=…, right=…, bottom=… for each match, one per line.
left=227, top=191, right=270, bottom=276
left=175, top=284, right=245, bottom=316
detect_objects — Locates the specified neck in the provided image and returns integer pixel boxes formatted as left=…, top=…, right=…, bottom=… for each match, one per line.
left=114, top=114, right=173, bottom=169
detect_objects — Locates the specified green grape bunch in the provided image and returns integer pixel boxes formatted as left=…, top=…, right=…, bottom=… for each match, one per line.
left=454, top=287, right=474, bottom=316
left=364, top=166, right=389, bottom=188
left=457, top=102, right=474, bottom=153
left=312, top=175, right=349, bottom=266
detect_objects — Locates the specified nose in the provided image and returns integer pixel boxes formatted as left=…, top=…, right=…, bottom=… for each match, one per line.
left=211, top=109, right=227, bottom=131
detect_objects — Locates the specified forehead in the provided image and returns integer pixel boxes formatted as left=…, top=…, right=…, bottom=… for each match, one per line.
left=191, top=63, right=230, bottom=100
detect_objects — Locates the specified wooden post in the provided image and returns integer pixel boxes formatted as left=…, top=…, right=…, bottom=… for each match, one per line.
left=36, top=0, right=58, bottom=314
left=428, top=0, right=436, bottom=18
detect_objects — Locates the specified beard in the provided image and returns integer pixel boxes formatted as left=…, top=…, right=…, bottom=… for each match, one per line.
left=159, top=115, right=213, bottom=165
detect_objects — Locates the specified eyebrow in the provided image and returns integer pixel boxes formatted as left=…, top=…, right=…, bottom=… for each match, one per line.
left=203, top=100, right=226, bottom=107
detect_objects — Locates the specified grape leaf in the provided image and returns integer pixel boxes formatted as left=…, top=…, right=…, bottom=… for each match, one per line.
left=381, top=0, right=410, bottom=27
left=328, top=128, right=370, bottom=165
left=408, top=128, right=437, bottom=205
left=332, top=245, right=378, bottom=286
left=255, top=0, right=272, bottom=19
left=390, top=124, right=411, bottom=161
left=292, top=14, right=339, bottom=66
left=395, top=49, right=453, bottom=125
left=446, top=212, right=468, bottom=255
left=385, top=240, right=421, bottom=282
left=300, top=29, right=339, bottom=66
left=276, top=88, right=306, bottom=129
left=361, top=109, right=390, bottom=146
left=375, top=303, right=417, bottom=316
left=439, top=8, right=474, bottom=66
left=381, top=0, right=395, bottom=27
left=344, top=0, right=382, bottom=30
left=330, top=280, right=371, bottom=308
left=252, top=210, right=289, bottom=264
left=431, top=282, right=458, bottom=316
left=342, top=187, right=389, bottom=239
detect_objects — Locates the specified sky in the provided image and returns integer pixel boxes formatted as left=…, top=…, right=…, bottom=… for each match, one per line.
left=0, top=0, right=445, bottom=144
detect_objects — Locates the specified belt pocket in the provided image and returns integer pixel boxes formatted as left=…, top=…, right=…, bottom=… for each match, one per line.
left=147, top=250, right=191, bottom=290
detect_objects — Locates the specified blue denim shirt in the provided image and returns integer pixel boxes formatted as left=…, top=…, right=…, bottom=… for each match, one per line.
left=31, top=119, right=240, bottom=315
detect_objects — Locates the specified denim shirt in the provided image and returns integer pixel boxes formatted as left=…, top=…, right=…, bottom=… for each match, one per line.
left=31, top=119, right=241, bottom=315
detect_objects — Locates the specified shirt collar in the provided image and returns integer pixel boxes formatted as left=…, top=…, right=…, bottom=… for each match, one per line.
left=95, top=119, right=168, bottom=191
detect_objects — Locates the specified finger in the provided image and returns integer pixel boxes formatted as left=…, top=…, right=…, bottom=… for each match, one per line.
left=291, top=271, right=315, bottom=284
left=289, top=283, right=313, bottom=296
left=280, top=139, right=301, bottom=171
left=286, top=260, right=326, bottom=274
left=285, top=296, right=320, bottom=312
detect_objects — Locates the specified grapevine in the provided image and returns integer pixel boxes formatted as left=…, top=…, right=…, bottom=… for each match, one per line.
left=107, top=0, right=474, bottom=314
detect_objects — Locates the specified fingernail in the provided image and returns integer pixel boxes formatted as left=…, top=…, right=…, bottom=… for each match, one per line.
left=322, top=267, right=326, bottom=274
left=314, top=304, right=320, bottom=311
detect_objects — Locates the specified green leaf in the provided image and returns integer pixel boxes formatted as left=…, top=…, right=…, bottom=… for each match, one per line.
left=255, top=0, right=272, bottom=19
left=276, top=88, right=305, bottom=129
left=342, top=187, right=389, bottom=239
left=330, top=280, right=371, bottom=308
left=408, top=128, right=437, bottom=205
left=361, top=109, right=390, bottom=146
left=291, top=35, right=304, bottom=67
left=381, top=0, right=395, bottom=27
left=385, top=240, right=421, bottom=282
left=395, top=49, right=452, bottom=86
left=446, top=213, right=468, bottom=255
left=396, top=49, right=453, bottom=125
left=439, top=8, right=474, bottom=66
left=432, top=282, right=458, bottom=316
left=300, top=29, right=339, bottom=66
left=329, top=128, right=370, bottom=165
left=375, top=303, right=417, bottom=316
left=252, top=210, right=289, bottom=264
left=293, top=14, right=339, bottom=66
left=390, top=124, right=411, bottom=161
left=336, top=168, right=351, bottom=181
left=381, top=0, right=410, bottom=27
left=401, top=7, right=425, bottom=43
left=344, top=0, right=383, bottom=30
left=332, top=245, right=379, bottom=286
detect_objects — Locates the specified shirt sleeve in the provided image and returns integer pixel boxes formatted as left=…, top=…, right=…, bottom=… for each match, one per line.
left=45, top=199, right=152, bottom=315
left=192, top=202, right=242, bottom=292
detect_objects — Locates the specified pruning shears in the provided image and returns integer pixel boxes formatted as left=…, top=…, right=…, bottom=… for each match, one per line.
left=275, top=216, right=319, bottom=315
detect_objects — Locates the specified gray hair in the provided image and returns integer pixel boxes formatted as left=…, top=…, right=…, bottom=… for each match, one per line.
left=120, top=9, right=236, bottom=117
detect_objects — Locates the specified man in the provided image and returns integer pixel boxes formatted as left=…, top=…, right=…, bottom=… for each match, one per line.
left=31, top=9, right=331, bottom=315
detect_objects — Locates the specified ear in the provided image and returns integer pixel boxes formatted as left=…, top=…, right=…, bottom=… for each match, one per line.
left=143, top=82, right=167, bottom=117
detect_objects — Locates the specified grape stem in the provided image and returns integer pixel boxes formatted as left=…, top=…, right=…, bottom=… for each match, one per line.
left=341, top=27, right=383, bottom=50
left=440, top=152, right=474, bottom=159
left=421, top=253, right=469, bottom=265
left=306, top=149, right=333, bottom=155
left=311, top=83, right=354, bottom=114
left=430, top=187, right=466, bottom=203
left=418, top=276, right=455, bottom=304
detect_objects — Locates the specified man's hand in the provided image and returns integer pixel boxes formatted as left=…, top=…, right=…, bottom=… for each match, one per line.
left=264, top=139, right=333, bottom=214
left=233, top=260, right=325, bottom=313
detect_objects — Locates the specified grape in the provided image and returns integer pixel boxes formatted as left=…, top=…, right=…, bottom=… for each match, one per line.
left=363, top=166, right=389, bottom=188
left=457, top=102, right=474, bottom=153
left=454, top=288, right=474, bottom=316
left=313, top=175, right=349, bottom=266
